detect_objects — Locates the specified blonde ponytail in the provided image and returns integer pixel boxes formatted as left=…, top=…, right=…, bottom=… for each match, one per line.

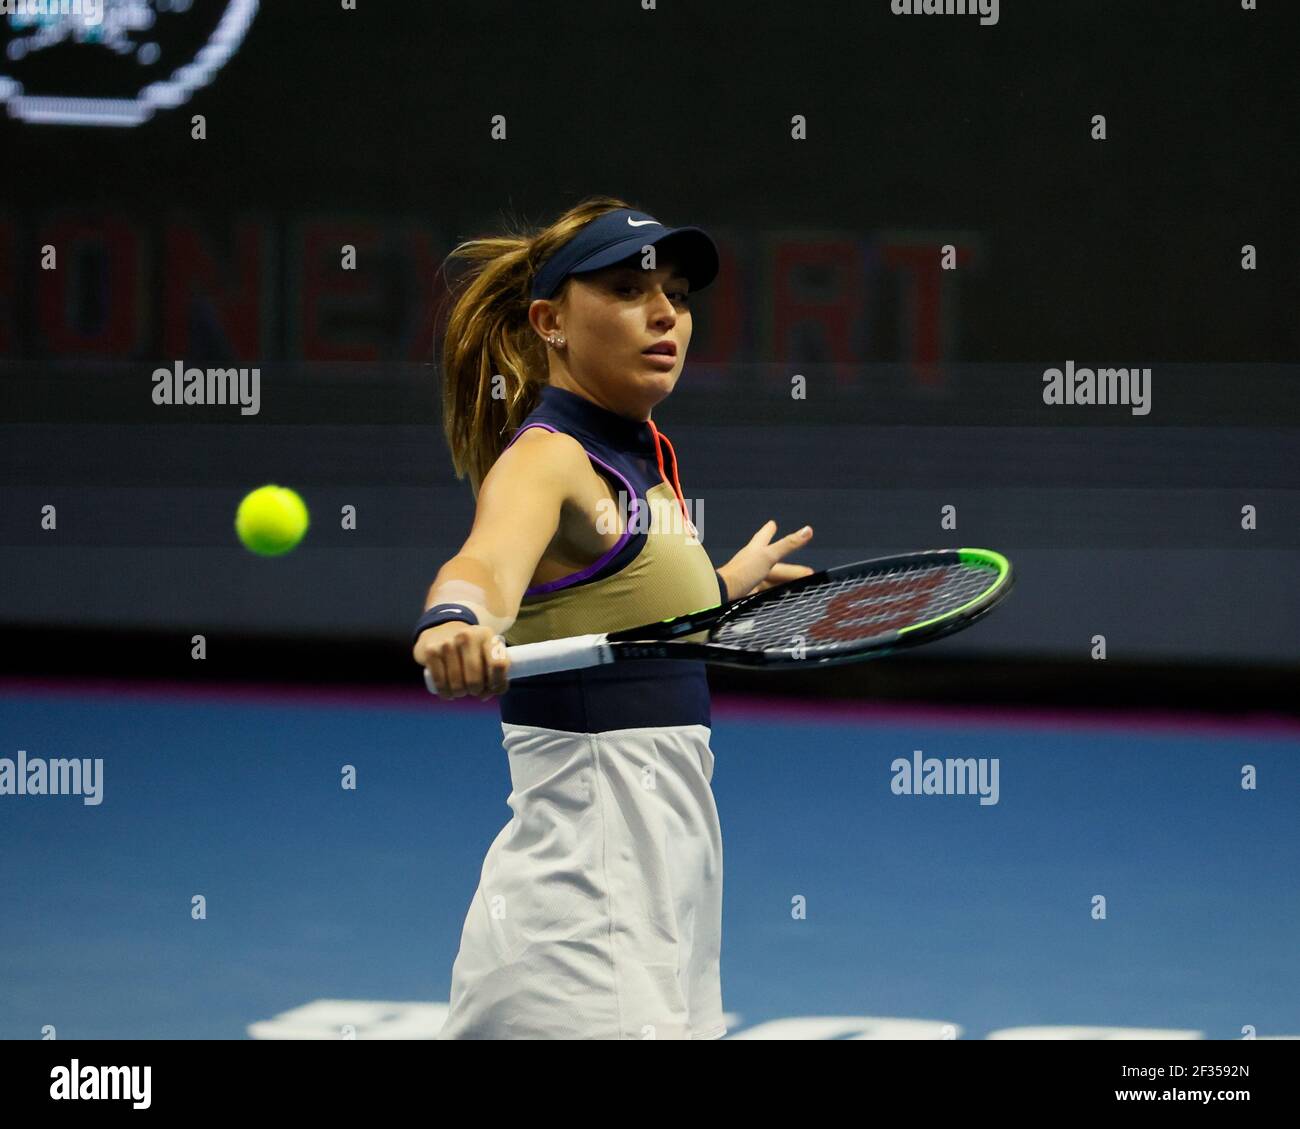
left=437, top=195, right=635, bottom=494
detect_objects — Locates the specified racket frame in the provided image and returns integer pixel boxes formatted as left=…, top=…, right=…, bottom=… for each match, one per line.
left=597, top=546, right=1014, bottom=670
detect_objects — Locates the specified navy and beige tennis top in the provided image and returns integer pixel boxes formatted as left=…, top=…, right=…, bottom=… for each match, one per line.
left=497, top=383, right=725, bottom=733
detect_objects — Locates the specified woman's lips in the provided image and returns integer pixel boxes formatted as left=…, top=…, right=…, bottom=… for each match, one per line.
left=641, top=351, right=677, bottom=369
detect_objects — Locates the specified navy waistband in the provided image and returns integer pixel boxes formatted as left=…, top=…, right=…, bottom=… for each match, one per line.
left=498, top=659, right=711, bottom=732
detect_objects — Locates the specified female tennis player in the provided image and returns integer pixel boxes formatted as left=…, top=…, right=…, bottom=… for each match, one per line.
left=413, top=197, right=814, bottom=1040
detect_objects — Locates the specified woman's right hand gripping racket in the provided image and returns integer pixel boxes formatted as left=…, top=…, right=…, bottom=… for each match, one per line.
left=423, top=547, right=1014, bottom=690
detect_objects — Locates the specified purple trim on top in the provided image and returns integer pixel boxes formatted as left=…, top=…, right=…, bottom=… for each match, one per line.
left=504, top=422, right=643, bottom=597
left=501, top=420, right=557, bottom=452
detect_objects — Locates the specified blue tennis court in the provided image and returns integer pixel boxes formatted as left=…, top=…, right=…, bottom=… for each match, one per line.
left=3, top=680, right=1295, bottom=1040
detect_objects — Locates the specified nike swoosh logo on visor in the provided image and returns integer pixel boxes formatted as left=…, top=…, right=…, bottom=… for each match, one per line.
left=627, top=219, right=662, bottom=227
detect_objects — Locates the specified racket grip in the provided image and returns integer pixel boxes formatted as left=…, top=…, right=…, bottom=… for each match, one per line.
left=504, top=634, right=612, bottom=679
left=420, top=633, right=613, bottom=695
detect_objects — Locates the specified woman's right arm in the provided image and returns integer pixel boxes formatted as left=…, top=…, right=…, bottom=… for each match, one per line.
left=413, top=428, right=584, bottom=701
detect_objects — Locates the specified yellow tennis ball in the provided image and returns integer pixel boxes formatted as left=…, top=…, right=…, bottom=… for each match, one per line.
left=235, top=485, right=310, bottom=556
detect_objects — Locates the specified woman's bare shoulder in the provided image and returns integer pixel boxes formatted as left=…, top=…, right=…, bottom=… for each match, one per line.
left=483, top=424, right=590, bottom=497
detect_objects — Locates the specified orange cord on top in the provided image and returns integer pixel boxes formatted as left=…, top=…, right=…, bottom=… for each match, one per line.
left=646, top=420, right=691, bottom=529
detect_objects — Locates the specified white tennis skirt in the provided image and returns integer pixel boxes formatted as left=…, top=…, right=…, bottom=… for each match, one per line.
left=436, top=721, right=726, bottom=1040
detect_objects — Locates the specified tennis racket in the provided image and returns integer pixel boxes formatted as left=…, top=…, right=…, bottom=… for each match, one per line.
left=423, top=547, right=1013, bottom=689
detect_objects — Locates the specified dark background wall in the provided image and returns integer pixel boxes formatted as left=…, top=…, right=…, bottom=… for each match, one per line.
left=2, top=1, right=1296, bottom=695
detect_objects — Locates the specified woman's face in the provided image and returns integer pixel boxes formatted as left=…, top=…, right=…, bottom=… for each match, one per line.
left=534, top=257, right=693, bottom=418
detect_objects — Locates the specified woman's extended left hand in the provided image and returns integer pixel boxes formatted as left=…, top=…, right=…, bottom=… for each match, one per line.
left=749, top=559, right=816, bottom=596
left=718, top=520, right=815, bottom=600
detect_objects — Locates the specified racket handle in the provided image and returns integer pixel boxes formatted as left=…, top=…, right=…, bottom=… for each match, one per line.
left=421, top=632, right=612, bottom=695
left=505, top=634, right=612, bottom=679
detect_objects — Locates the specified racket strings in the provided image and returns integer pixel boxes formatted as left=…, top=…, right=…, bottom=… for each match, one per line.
left=713, top=560, right=999, bottom=654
